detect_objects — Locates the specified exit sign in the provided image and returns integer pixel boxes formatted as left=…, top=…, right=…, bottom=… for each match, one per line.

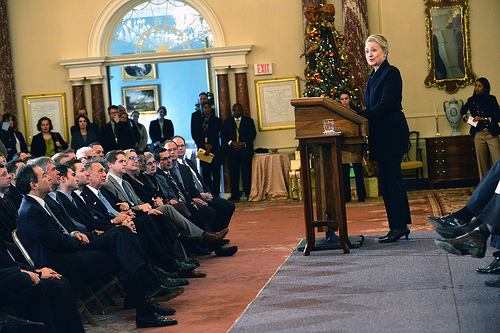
left=254, top=63, right=273, bottom=75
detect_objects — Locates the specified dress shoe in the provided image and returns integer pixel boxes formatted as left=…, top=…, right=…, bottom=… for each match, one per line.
left=145, top=286, right=184, bottom=303
left=426, top=214, right=466, bottom=229
left=200, top=228, right=229, bottom=247
left=136, top=312, right=177, bottom=328
left=476, top=257, right=500, bottom=274
left=153, top=266, right=179, bottom=278
left=175, top=260, right=198, bottom=273
left=484, top=276, right=500, bottom=287
left=222, top=239, right=230, bottom=245
left=0, top=312, right=45, bottom=330
left=435, top=218, right=482, bottom=239
left=378, top=227, right=410, bottom=243
left=158, top=275, right=189, bottom=287
left=214, top=245, right=238, bottom=257
left=149, top=302, right=176, bottom=316
left=178, top=270, right=207, bottom=278
left=184, top=257, right=200, bottom=267
left=434, top=224, right=490, bottom=258
left=228, top=196, right=240, bottom=201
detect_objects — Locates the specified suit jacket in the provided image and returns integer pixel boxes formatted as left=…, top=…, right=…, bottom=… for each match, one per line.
left=30, top=132, right=68, bottom=157
left=358, top=60, right=409, bottom=161
left=192, top=114, right=223, bottom=164
left=190, top=109, right=202, bottom=143
left=155, top=168, right=193, bottom=203
left=70, top=128, right=99, bottom=151
left=17, top=195, right=83, bottom=267
left=57, top=190, right=115, bottom=232
left=0, top=128, right=29, bottom=161
left=102, top=174, right=145, bottom=211
left=6, top=185, right=24, bottom=213
left=81, top=186, right=115, bottom=220
left=221, top=116, right=256, bottom=158
left=149, top=118, right=174, bottom=151
left=100, top=121, right=136, bottom=153
left=0, top=193, right=18, bottom=243
left=181, top=158, right=211, bottom=193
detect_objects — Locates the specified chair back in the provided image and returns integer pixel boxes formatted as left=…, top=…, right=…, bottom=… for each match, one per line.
left=403, top=131, right=421, bottom=162
left=12, top=229, right=35, bottom=267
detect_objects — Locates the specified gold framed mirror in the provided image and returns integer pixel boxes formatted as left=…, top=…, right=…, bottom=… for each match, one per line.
left=424, top=0, right=476, bottom=94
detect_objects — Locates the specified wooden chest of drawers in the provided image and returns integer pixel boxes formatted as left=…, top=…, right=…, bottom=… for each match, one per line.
left=426, top=136, right=479, bottom=188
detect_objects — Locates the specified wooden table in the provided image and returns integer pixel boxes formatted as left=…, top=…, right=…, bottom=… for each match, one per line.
left=298, top=134, right=352, bottom=255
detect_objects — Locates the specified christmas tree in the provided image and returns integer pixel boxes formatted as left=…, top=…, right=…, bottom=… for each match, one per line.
left=303, top=4, right=359, bottom=105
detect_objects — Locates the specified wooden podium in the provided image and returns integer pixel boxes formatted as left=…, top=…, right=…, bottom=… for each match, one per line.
left=291, top=97, right=368, bottom=255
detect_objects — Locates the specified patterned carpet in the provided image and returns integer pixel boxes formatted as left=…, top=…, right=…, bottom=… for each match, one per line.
left=82, top=187, right=474, bottom=332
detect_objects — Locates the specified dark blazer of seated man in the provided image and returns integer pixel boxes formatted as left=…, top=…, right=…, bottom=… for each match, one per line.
left=15, top=162, right=181, bottom=328
left=172, top=136, right=235, bottom=232
left=0, top=235, right=84, bottom=333
left=154, top=146, right=216, bottom=232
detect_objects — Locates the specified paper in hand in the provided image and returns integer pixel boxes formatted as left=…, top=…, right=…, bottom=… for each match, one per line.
left=197, top=148, right=214, bottom=163
left=467, top=117, right=478, bottom=127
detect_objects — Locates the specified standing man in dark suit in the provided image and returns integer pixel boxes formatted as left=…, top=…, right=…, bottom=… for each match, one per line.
left=149, top=106, right=174, bottom=152
left=190, top=92, right=209, bottom=144
left=100, top=105, right=136, bottom=153
left=221, top=103, right=257, bottom=201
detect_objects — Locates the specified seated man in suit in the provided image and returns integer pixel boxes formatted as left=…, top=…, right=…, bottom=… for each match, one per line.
left=101, top=150, right=228, bottom=251
left=16, top=162, right=181, bottom=328
left=221, top=103, right=257, bottom=200
left=59, top=160, right=196, bottom=280
left=5, top=158, right=25, bottom=210
left=157, top=144, right=216, bottom=231
left=75, top=146, right=95, bottom=162
left=89, top=142, right=105, bottom=159
left=155, top=147, right=237, bottom=257
left=100, top=105, right=136, bottom=153
left=172, top=135, right=235, bottom=232
left=0, top=235, right=84, bottom=333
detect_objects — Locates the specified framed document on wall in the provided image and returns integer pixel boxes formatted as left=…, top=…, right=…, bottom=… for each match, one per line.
left=22, top=93, right=68, bottom=145
left=255, top=77, right=299, bottom=131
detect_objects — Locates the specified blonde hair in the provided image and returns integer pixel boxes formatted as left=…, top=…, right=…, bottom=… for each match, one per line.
left=366, top=34, right=389, bottom=53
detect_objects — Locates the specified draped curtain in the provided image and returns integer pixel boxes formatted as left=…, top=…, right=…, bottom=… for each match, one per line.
left=0, top=0, right=16, bottom=118
left=342, top=0, right=369, bottom=107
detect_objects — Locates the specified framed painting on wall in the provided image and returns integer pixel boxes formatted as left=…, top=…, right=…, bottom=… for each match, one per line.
left=122, top=85, right=160, bottom=113
left=255, top=77, right=299, bottom=131
left=121, top=63, right=157, bottom=82
left=22, top=93, right=68, bottom=145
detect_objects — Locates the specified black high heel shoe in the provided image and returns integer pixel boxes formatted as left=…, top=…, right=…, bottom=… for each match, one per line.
left=378, top=226, right=410, bottom=243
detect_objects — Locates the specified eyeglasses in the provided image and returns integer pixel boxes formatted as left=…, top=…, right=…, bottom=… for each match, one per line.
left=82, top=156, right=94, bottom=160
left=146, top=162, right=155, bottom=166
left=128, top=157, right=140, bottom=161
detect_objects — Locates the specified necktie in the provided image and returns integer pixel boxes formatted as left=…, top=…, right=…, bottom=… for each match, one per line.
left=113, top=123, right=118, bottom=139
left=98, top=190, right=120, bottom=217
left=44, top=203, right=69, bottom=235
left=167, top=171, right=186, bottom=202
left=122, top=181, right=138, bottom=205
left=236, top=118, right=240, bottom=142
left=180, top=159, right=204, bottom=192
left=2, top=195, right=17, bottom=217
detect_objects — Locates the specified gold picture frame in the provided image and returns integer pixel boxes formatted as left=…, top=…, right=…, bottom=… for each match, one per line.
left=122, top=85, right=160, bottom=113
left=255, top=77, right=300, bottom=131
left=22, top=93, right=68, bottom=145
left=424, top=0, right=476, bottom=94
left=121, top=63, right=157, bottom=82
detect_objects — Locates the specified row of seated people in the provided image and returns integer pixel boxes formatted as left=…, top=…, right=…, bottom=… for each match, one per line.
left=0, top=139, right=237, bottom=330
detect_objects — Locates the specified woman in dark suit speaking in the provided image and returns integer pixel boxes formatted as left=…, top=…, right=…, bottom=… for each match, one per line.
left=358, top=34, right=411, bottom=243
